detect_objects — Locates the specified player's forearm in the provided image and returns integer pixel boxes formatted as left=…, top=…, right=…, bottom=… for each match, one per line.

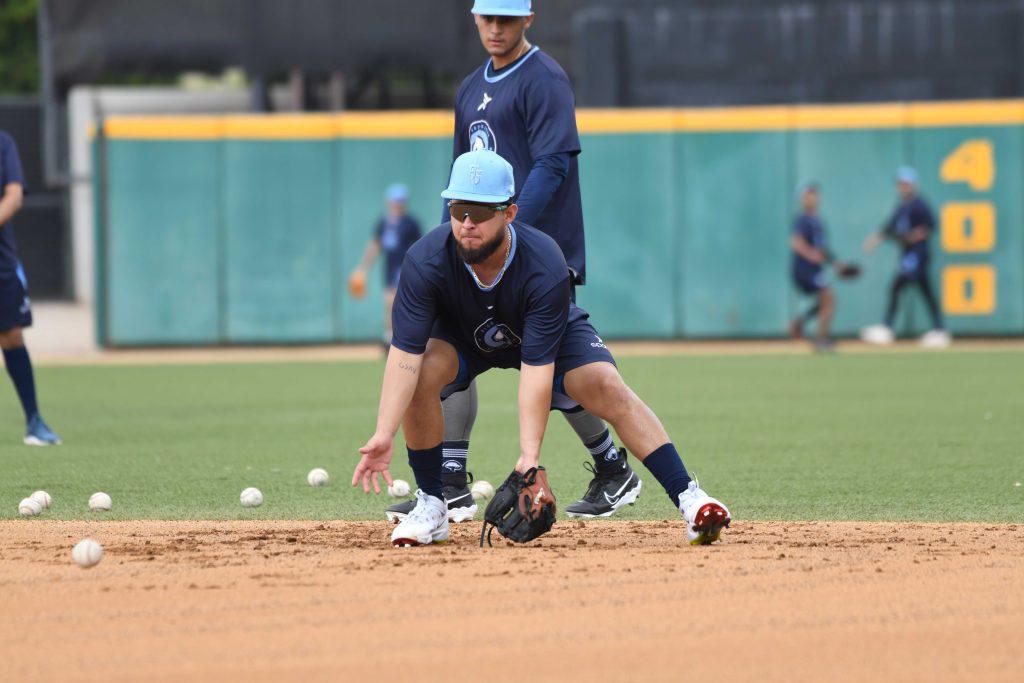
left=356, top=241, right=380, bottom=271
left=514, top=153, right=569, bottom=226
left=374, top=347, right=423, bottom=438
left=791, top=236, right=824, bottom=264
left=0, top=186, right=23, bottom=225
left=517, top=362, right=555, bottom=471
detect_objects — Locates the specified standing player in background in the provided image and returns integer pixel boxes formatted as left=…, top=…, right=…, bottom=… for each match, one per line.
left=861, top=167, right=951, bottom=348
left=384, top=0, right=643, bottom=525
left=788, top=182, right=850, bottom=352
left=0, top=131, right=61, bottom=445
left=348, top=184, right=422, bottom=347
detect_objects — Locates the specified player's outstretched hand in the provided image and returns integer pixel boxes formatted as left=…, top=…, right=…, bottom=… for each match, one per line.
left=348, top=270, right=367, bottom=299
left=352, top=433, right=395, bottom=494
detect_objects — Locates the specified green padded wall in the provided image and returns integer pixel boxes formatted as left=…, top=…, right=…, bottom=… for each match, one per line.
left=678, top=132, right=792, bottom=337
left=104, top=141, right=221, bottom=344
left=96, top=105, right=1024, bottom=345
left=222, top=141, right=335, bottom=342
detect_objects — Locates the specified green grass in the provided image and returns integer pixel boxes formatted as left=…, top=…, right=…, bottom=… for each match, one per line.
left=1, top=351, right=1022, bottom=522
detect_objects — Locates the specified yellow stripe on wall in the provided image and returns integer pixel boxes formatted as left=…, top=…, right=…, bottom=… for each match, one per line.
left=101, top=98, right=1024, bottom=140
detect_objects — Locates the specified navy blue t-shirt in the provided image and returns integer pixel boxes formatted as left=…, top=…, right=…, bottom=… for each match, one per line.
left=0, top=132, right=25, bottom=275
left=375, top=214, right=422, bottom=284
left=452, top=47, right=587, bottom=282
left=391, top=222, right=585, bottom=369
left=792, top=213, right=827, bottom=279
left=884, top=196, right=935, bottom=260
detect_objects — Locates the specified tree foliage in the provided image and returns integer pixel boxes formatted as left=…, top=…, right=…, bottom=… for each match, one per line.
left=0, top=0, right=39, bottom=94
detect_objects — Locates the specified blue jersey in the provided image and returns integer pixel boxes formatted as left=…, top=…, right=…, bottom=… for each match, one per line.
left=391, top=222, right=585, bottom=369
left=792, top=213, right=827, bottom=278
left=453, top=47, right=586, bottom=282
left=884, top=196, right=935, bottom=260
left=0, top=132, right=25, bottom=276
left=375, top=214, right=422, bottom=285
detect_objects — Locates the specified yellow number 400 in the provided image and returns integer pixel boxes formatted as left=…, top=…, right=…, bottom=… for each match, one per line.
left=940, top=139, right=995, bottom=191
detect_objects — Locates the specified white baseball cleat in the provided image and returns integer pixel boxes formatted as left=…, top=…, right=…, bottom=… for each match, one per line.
left=860, top=324, right=895, bottom=346
left=919, top=329, right=952, bottom=349
left=390, top=490, right=449, bottom=547
left=678, top=480, right=731, bottom=546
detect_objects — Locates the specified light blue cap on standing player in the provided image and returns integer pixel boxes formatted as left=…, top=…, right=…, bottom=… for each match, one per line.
left=471, top=0, right=532, bottom=16
left=442, top=150, right=515, bottom=204
left=895, top=166, right=919, bottom=184
left=385, top=183, right=408, bottom=203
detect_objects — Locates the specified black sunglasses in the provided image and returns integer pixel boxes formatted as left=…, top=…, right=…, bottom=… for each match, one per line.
left=448, top=200, right=510, bottom=224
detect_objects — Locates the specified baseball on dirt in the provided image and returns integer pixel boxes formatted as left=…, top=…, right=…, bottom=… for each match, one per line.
left=72, top=539, right=103, bottom=568
left=18, top=497, right=42, bottom=517
left=307, top=467, right=330, bottom=487
left=89, top=492, right=112, bottom=512
left=471, top=480, right=495, bottom=502
left=240, top=487, right=263, bottom=507
left=388, top=479, right=411, bottom=498
left=30, top=490, right=52, bottom=509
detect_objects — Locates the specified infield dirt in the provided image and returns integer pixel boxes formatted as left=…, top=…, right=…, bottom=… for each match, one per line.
left=2, top=519, right=1022, bottom=682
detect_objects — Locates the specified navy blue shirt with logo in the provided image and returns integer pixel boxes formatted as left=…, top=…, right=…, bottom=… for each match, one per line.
left=391, top=221, right=586, bottom=368
left=452, top=47, right=586, bottom=282
left=0, top=132, right=25, bottom=276
left=792, top=213, right=828, bottom=281
left=884, top=196, right=935, bottom=262
left=375, top=214, right=422, bottom=286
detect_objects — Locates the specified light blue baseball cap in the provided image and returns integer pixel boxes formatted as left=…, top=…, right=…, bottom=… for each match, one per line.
left=385, top=183, right=408, bottom=203
left=441, top=150, right=515, bottom=204
left=471, top=0, right=532, bottom=16
left=895, top=166, right=918, bottom=184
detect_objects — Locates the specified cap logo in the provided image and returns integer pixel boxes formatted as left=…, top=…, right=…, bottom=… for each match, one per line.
left=469, top=165, right=483, bottom=185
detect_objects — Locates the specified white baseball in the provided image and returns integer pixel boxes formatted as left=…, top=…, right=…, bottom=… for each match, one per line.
left=240, top=487, right=263, bottom=507
left=18, top=497, right=42, bottom=517
left=307, top=468, right=330, bottom=487
left=471, top=480, right=495, bottom=502
left=89, top=492, right=112, bottom=512
left=72, top=539, right=103, bottom=568
left=388, top=479, right=411, bottom=498
left=30, top=490, right=52, bottom=509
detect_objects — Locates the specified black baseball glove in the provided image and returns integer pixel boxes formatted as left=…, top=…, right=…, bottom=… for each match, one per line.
left=479, top=466, right=557, bottom=547
left=836, top=262, right=862, bottom=279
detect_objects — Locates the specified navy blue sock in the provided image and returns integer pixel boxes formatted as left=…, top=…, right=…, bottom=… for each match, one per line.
left=441, top=440, right=469, bottom=477
left=586, top=429, right=624, bottom=472
left=408, top=444, right=444, bottom=500
left=642, top=443, right=691, bottom=504
left=3, top=346, right=38, bottom=422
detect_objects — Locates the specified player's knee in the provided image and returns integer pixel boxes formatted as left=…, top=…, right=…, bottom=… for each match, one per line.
left=591, top=371, right=634, bottom=415
left=418, top=347, right=458, bottom=392
left=0, top=327, right=23, bottom=349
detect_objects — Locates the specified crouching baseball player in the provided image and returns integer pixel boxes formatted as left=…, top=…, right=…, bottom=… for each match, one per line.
left=351, top=150, right=730, bottom=547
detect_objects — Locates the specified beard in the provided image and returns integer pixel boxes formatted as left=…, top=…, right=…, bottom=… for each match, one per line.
left=457, top=228, right=506, bottom=265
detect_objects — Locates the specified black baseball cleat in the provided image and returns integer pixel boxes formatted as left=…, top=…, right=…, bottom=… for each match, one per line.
left=564, top=454, right=643, bottom=518
left=385, top=471, right=479, bottom=524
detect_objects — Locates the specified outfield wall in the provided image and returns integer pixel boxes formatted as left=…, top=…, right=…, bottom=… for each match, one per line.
left=94, top=101, right=1024, bottom=345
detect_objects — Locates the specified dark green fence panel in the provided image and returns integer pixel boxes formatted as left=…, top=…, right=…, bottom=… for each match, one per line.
left=576, top=133, right=677, bottom=338
left=222, top=140, right=335, bottom=342
left=104, top=140, right=221, bottom=344
left=678, top=131, right=792, bottom=336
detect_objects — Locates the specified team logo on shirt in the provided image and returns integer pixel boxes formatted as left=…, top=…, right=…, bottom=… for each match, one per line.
left=469, top=120, right=497, bottom=152
left=474, top=317, right=521, bottom=353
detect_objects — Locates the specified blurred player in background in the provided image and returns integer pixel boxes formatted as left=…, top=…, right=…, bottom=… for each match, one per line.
left=788, top=182, right=860, bottom=352
left=0, top=130, right=61, bottom=445
left=385, top=0, right=643, bottom=525
left=348, top=184, right=422, bottom=347
left=861, top=167, right=951, bottom=348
